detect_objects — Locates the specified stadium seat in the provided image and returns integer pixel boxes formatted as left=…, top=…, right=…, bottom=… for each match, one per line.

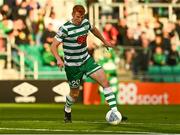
left=162, top=76, right=175, bottom=82
left=18, top=45, right=43, bottom=70
left=160, top=66, right=175, bottom=82
left=172, top=65, right=180, bottom=75
left=175, top=76, right=180, bottom=82
left=147, top=66, right=162, bottom=82
left=51, top=66, right=60, bottom=71
left=160, top=66, right=172, bottom=74
left=38, top=66, right=66, bottom=80
left=172, top=65, right=180, bottom=82
left=39, top=66, right=52, bottom=71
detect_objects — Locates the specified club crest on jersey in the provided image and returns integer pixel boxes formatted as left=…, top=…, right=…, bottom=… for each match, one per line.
left=77, top=35, right=87, bottom=44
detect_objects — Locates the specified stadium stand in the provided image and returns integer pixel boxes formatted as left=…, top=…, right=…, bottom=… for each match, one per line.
left=0, top=0, right=179, bottom=82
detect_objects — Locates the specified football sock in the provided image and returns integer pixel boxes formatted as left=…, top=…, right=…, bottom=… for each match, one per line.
left=65, top=95, right=74, bottom=113
left=103, top=87, right=118, bottom=112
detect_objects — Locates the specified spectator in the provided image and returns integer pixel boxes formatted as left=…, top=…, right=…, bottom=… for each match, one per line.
left=3, top=0, right=16, bottom=8
left=103, top=22, right=119, bottom=45
left=132, top=33, right=151, bottom=75
left=11, top=0, right=27, bottom=20
left=123, top=28, right=138, bottom=46
left=166, top=44, right=180, bottom=66
left=117, top=18, right=128, bottom=45
left=151, top=46, right=166, bottom=66
left=0, top=4, right=12, bottom=19
left=26, top=0, right=40, bottom=11
left=27, top=8, right=45, bottom=45
left=41, top=22, right=56, bottom=44
left=143, top=19, right=155, bottom=41
left=167, top=21, right=180, bottom=47
left=153, top=15, right=163, bottom=32
left=13, top=19, right=30, bottom=45
left=0, top=19, right=14, bottom=35
left=44, top=11, right=63, bottom=32
left=122, top=28, right=138, bottom=70
left=149, top=31, right=171, bottom=54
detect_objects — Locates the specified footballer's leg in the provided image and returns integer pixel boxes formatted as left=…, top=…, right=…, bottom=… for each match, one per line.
left=85, top=57, right=120, bottom=113
left=64, top=88, right=80, bottom=123
left=89, top=68, right=128, bottom=121
left=64, top=66, right=83, bottom=123
left=89, top=68, right=118, bottom=111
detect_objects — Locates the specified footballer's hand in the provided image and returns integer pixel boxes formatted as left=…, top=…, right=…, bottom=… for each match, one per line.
left=57, top=59, right=64, bottom=70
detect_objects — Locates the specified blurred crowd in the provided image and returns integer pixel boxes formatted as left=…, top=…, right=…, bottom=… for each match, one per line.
left=0, top=0, right=180, bottom=77
left=95, top=0, right=180, bottom=76
left=101, top=16, right=180, bottom=75
left=0, top=0, right=61, bottom=67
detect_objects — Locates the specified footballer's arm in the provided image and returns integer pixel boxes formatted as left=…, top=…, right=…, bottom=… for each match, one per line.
left=90, top=26, right=113, bottom=48
left=51, top=38, right=64, bottom=68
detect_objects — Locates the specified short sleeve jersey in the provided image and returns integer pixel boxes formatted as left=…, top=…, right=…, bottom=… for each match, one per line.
left=55, top=19, right=93, bottom=67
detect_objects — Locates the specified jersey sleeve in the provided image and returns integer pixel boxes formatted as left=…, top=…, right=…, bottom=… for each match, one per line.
left=55, top=26, right=68, bottom=42
left=83, top=19, right=93, bottom=31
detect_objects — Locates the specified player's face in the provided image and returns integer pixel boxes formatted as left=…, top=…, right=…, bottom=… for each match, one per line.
left=72, top=12, right=84, bottom=26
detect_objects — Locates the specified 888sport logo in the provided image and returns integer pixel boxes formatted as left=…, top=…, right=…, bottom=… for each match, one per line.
left=117, top=83, right=137, bottom=105
left=116, top=83, right=169, bottom=105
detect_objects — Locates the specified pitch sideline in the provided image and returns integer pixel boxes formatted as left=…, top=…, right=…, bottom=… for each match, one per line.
left=0, top=127, right=153, bottom=134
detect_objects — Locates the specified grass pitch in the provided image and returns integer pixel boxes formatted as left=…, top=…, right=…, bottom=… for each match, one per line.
left=0, top=104, right=180, bottom=134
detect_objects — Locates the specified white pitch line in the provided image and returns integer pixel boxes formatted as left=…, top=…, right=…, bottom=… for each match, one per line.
left=2, top=120, right=180, bottom=126
left=123, top=122, right=180, bottom=126
left=0, top=127, right=152, bottom=134
left=74, top=121, right=180, bottom=126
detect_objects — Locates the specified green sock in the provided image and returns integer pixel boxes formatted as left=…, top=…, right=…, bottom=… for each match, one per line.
left=65, top=95, right=74, bottom=113
left=103, top=87, right=118, bottom=112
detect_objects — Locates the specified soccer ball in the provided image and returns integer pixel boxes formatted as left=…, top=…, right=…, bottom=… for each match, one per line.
left=105, top=110, right=122, bottom=125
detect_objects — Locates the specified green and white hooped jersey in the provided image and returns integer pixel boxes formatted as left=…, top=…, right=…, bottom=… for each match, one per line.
left=55, top=19, right=92, bottom=67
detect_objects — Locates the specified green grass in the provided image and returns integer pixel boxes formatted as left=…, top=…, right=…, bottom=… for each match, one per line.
left=0, top=104, right=180, bottom=134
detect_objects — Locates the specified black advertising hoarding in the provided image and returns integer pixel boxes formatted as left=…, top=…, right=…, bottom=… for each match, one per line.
left=0, top=80, right=82, bottom=103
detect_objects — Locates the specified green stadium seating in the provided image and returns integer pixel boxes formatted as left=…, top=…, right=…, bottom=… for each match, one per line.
left=38, top=66, right=66, bottom=80
left=160, top=66, right=175, bottom=82
left=160, top=66, right=172, bottom=74
left=16, top=45, right=67, bottom=80
left=147, top=66, right=162, bottom=82
left=172, top=65, right=180, bottom=75
left=172, top=65, right=180, bottom=82
left=162, top=76, right=175, bottom=82
left=175, top=76, right=180, bottom=82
